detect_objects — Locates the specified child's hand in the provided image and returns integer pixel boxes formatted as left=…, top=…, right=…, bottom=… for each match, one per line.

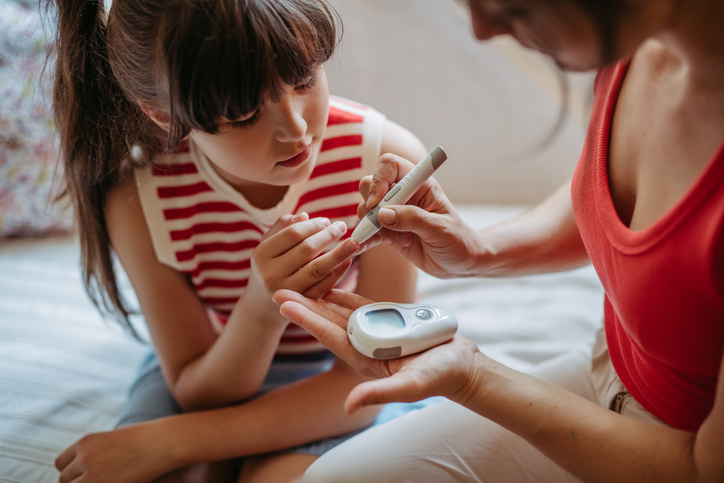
left=55, top=424, right=170, bottom=483
left=245, top=212, right=359, bottom=320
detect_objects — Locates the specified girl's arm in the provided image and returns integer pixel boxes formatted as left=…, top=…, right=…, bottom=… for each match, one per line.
left=55, top=123, right=426, bottom=483
left=105, top=177, right=355, bottom=411
left=55, top=358, right=382, bottom=483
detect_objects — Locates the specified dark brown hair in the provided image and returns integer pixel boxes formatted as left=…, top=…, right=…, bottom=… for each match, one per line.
left=46, top=0, right=341, bottom=337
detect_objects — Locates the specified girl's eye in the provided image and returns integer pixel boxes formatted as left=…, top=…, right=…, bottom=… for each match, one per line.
left=229, top=111, right=260, bottom=129
left=295, top=73, right=317, bottom=91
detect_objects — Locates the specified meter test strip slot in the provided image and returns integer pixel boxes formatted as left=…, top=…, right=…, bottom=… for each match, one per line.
left=347, top=302, right=458, bottom=359
left=351, top=145, right=448, bottom=244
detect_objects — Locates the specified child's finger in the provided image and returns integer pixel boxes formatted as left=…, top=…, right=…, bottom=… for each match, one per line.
left=55, top=445, right=76, bottom=471
left=260, top=212, right=309, bottom=242
left=302, top=258, right=352, bottom=300
left=288, top=237, right=359, bottom=289
left=274, top=220, right=349, bottom=276
left=58, top=460, right=83, bottom=483
left=261, top=217, right=332, bottom=258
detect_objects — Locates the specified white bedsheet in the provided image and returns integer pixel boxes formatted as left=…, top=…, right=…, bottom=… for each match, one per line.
left=0, top=205, right=603, bottom=482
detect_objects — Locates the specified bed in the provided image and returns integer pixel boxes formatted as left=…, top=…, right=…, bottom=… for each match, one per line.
left=0, top=0, right=603, bottom=481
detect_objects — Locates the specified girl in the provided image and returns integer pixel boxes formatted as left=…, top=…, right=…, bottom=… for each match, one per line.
left=50, top=0, right=425, bottom=481
left=275, top=0, right=724, bottom=481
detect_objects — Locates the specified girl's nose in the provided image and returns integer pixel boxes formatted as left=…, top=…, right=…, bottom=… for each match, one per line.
left=275, top=93, right=307, bottom=142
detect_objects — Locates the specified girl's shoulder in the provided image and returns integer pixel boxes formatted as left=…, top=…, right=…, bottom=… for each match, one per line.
left=326, top=95, right=425, bottom=161
left=327, top=95, right=384, bottom=128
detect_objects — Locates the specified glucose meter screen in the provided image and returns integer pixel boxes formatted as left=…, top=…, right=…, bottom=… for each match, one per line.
left=366, top=309, right=405, bottom=332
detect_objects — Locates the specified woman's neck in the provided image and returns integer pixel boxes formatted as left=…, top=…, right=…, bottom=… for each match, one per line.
left=650, top=0, right=724, bottom=88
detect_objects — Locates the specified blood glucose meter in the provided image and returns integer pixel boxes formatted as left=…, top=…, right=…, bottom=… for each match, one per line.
left=347, top=303, right=458, bottom=359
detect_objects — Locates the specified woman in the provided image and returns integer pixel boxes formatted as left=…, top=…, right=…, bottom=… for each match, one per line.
left=274, top=0, right=724, bottom=481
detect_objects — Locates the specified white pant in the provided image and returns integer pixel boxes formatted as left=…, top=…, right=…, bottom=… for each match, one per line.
left=302, top=331, right=667, bottom=482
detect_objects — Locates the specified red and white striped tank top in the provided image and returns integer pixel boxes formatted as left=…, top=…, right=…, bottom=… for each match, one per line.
left=135, top=97, right=386, bottom=355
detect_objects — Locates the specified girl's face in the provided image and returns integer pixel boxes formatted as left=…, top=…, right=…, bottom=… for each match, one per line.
left=190, top=65, right=330, bottom=191
left=468, top=0, right=651, bottom=71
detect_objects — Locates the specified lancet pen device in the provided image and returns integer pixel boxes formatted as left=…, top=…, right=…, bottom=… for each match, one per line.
left=351, top=145, right=447, bottom=244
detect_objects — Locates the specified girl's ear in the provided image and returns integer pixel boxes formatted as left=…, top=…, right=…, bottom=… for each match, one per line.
left=138, top=102, right=171, bottom=132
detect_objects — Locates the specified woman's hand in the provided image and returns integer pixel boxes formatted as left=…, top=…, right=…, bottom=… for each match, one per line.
left=357, top=154, right=486, bottom=279
left=55, top=424, right=170, bottom=483
left=273, top=288, right=483, bottom=414
left=244, top=212, right=360, bottom=321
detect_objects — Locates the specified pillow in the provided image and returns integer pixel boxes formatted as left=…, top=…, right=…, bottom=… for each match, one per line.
left=0, top=0, right=73, bottom=237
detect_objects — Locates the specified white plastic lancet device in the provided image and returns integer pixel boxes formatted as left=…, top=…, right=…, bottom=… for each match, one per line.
left=351, top=145, right=447, bottom=244
left=347, top=302, right=458, bottom=359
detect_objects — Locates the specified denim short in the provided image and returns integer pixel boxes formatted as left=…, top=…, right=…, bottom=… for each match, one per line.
left=117, top=350, right=441, bottom=457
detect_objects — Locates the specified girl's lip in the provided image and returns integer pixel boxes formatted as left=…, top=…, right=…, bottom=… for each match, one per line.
left=277, top=145, right=312, bottom=168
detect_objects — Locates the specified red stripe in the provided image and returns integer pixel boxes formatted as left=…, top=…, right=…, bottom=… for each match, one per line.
left=307, top=204, right=359, bottom=220
left=152, top=163, right=198, bottom=176
left=327, top=106, right=364, bottom=126
left=201, top=296, right=239, bottom=306
left=158, top=181, right=213, bottom=198
left=195, top=278, right=249, bottom=290
left=163, top=202, right=243, bottom=220
left=175, top=239, right=260, bottom=262
left=184, top=259, right=252, bottom=278
left=295, top=181, right=359, bottom=212
left=171, top=221, right=263, bottom=241
left=310, top=157, right=362, bottom=179
left=320, top=134, right=362, bottom=152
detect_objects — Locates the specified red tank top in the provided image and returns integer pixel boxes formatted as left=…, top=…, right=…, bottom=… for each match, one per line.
left=571, top=62, right=724, bottom=432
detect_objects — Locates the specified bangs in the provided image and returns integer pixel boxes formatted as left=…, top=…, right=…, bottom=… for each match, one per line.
left=157, top=0, right=341, bottom=151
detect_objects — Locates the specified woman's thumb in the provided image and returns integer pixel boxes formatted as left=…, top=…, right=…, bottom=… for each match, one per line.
left=345, top=376, right=427, bottom=414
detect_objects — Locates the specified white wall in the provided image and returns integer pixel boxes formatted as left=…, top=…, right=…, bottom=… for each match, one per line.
left=325, top=0, right=596, bottom=204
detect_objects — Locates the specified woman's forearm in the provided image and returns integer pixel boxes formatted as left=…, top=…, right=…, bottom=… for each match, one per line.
left=473, top=181, right=591, bottom=277
left=157, top=361, right=380, bottom=471
left=456, top=353, right=704, bottom=483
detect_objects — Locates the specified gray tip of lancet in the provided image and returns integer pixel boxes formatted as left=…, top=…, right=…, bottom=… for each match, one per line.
left=430, top=145, right=447, bottom=169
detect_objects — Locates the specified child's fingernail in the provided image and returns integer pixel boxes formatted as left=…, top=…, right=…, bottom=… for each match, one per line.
left=320, top=217, right=330, bottom=227
left=378, top=208, right=396, bottom=225
left=331, top=221, right=347, bottom=235
left=344, top=238, right=359, bottom=253
left=292, top=212, right=306, bottom=222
